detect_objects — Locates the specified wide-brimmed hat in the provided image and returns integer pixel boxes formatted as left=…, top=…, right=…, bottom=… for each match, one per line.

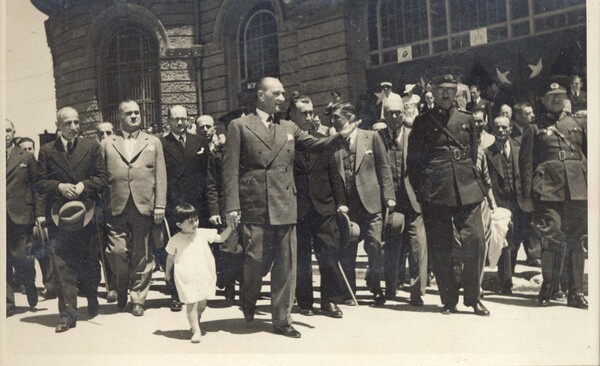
left=337, top=212, right=360, bottom=245
left=385, top=211, right=405, bottom=232
left=403, top=84, right=416, bottom=94
left=50, top=197, right=95, bottom=232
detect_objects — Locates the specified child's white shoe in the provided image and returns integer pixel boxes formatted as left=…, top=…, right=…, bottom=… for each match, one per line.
left=191, top=332, right=201, bottom=343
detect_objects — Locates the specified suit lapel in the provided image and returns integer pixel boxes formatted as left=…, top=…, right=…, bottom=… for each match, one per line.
left=68, top=139, right=90, bottom=171
left=51, top=138, right=79, bottom=182
left=245, top=114, right=274, bottom=149
left=336, top=150, right=346, bottom=186
left=487, top=144, right=505, bottom=179
left=354, top=130, right=368, bottom=172
left=6, top=147, right=21, bottom=174
left=510, top=138, right=520, bottom=180
left=130, top=132, right=150, bottom=164
left=183, top=133, right=202, bottom=164
left=163, top=134, right=184, bottom=164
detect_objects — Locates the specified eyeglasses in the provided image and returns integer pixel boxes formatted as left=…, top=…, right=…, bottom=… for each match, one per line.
left=98, top=131, right=113, bottom=136
left=198, top=125, right=213, bottom=130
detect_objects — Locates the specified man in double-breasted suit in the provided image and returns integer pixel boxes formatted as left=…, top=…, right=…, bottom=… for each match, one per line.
left=288, top=93, right=347, bottom=318
left=408, top=74, right=489, bottom=316
left=222, top=77, right=357, bottom=338
left=378, top=97, right=428, bottom=306
left=160, top=106, right=218, bottom=311
left=35, top=107, right=108, bottom=332
left=485, top=116, right=529, bottom=294
left=331, top=102, right=396, bottom=306
left=6, top=119, right=40, bottom=315
left=520, top=77, right=588, bottom=308
left=102, top=100, right=167, bottom=317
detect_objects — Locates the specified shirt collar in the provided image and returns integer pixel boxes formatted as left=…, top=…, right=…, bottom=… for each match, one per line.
left=347, top=126, right=358, bottom=143
left=123, top=129, right=141, bottom=140
left=171, top=131, right=185, bottom=141
left=255, top=108, right=271, bottom=124
left=60, top=135, right=74, bottom=150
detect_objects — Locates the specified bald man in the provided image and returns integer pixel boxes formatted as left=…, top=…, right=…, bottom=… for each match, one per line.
left=159, top=106, right=219, bottom=311
left=35, top=107, right=108, bottom=332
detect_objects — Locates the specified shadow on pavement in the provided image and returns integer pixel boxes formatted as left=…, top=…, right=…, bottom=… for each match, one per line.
left=482, top=294, right=549, bottom=308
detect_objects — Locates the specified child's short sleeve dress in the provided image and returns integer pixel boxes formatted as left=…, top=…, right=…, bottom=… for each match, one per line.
left=165, top=228, right=219, bottom=304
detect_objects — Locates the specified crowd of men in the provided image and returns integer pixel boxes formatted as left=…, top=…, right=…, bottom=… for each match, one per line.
left=5, top=72, right=588, bottom=338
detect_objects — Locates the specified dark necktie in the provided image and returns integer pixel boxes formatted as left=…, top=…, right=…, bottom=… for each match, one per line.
left=67, top=140, right=73, bottom=159
left=179, top=135, right=185, bottom=148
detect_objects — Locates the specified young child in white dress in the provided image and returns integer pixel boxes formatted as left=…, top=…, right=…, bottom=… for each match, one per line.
left=165, top=203, right=233, bottom=343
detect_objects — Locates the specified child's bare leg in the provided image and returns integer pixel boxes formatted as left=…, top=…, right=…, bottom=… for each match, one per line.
left=186, top=303, right=200, bottom=342
left=197, top=299, right=208, bottom=333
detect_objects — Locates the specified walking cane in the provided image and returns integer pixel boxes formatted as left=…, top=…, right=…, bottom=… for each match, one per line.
left=337, top=261, right=359, bottom=307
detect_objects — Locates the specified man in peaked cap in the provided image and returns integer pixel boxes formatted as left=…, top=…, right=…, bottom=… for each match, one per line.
left=35, top=107, right=108, bottom=332
left=407, top=73, right=490, bottom=316
left=520, top=76, right=588, bottom=309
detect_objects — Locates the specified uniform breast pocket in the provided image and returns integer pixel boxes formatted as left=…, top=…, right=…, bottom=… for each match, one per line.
left=568, top=127, right=584, bottom=146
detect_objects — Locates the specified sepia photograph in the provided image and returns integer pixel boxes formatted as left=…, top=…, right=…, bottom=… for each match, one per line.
left=2, top=0, right=598, bottom=365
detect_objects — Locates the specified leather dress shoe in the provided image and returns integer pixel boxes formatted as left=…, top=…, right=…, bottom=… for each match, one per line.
left=385, top=290, right=397, bottom=301
left=322, top=302, right=343, bottom=318
left=299, top=308, right=314, bottom=316
left=242, top=308, right=254, bottom=322
left=106, top=290, right=118, bottom=303
left=538, top=297, right=550, bottom=307
left=343, top=299, right=357, bottom=306
left=25, top=284, right=38, bottom=308
left=88, top=297, right=99, bottom=318
left=42, top=289, right=57, bottom=300
left=440, top=303, right=457, bottom=315
left=472, top=301, right=490, bottom=316
left=551, top=290, right=567, bottom=302
left=567, top=293, right=588, bottom=309
left=55, top=317, right=76, bottom=333
left=170, top=300, right=183, bottom=312
left=117, top=291, right=127, bottom=309
left=373, top=290, right=386, bottom=306
left=409, top=295, right=424, bottom=307
left=526, top=258, right=542, bottom=267
left=224, top=286, right=235, bottom=306
left=132, top=303, right=144, bottom=317
left=273, top=325, right=301, bottom=338
left=500, top=286, right=513, bottom=295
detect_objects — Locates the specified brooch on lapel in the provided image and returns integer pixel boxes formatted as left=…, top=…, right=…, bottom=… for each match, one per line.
left=287, top=133, right=294, bottom=141
left=196, top=148, right=205, bottom=155
left=19, top=163, right=28, bottom=168
left=365, top=150, right=373, bottom=155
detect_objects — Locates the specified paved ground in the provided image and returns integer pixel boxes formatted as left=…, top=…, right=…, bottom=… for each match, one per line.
left=4, top=248, right=598, bottom=366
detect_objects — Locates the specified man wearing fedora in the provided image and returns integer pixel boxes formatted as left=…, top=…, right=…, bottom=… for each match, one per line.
left=378, top=96, right=428, bottom=306
left=407, top=73, right=489, bottom=316
left=330, top=101, right=396, bottom=306
left=520, top=76, right=588, bottom=308
left=287, top=93, right=347, bottom=318
left=102, top=100, right=167, bottom=317
left=35, top=107, right=108, bottom=332
left=6, top=119, right=41, bottom=315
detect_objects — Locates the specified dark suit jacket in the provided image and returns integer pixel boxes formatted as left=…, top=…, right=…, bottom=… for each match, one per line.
left=36, top=137, right=108, bottom=222
left=510, top=125, right=525, bottom=145
left=407, top=108, right=485, bottom=208
left=222, top=112, right=343, bottom=225
left=6, top=146, right=41, bottom=225
left=294, top=131, right=346, bottom=219
left=378, top=128, right=421, bottom=214
left=568, top=91, right=587, bottom=113
left=485, top=138, right=527, bottom=212
left=466, top=98, right=492, bottom=127
left=334, top=129, right=395, bottom=214
left=520, top=111, right=587, bottom=211
left=160, top=132, right=218, bottom=220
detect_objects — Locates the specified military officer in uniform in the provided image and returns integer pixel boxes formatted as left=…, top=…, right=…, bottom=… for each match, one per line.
left=407, top=73, right=489, bottom=316
left=520, top=77, right=588, bottom=309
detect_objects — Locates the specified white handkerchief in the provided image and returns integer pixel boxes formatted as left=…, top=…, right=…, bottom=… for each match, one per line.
left=20, top=163, right=28, bottom=168
left=287, top=133, right=294, bottom=141
left=196, top=148, right=205, bottom=155
left=365, top=150, right=373, bottom=155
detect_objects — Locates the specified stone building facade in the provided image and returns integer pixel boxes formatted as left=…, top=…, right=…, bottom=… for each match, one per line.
left=31, top=0, right=586, bottom=136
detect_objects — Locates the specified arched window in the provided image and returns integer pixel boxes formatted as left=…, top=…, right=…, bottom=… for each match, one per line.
left=238, top=4, right=279, bottom=84
left=99, top=25, right=160, bottom=130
